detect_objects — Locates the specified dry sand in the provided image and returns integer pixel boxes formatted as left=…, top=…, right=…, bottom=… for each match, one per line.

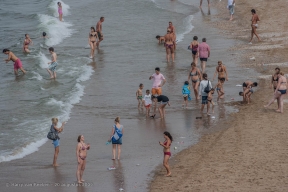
left=150, top=0, right=288, bottom=191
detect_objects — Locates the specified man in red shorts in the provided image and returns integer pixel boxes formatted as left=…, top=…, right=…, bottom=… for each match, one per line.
left=3, top=49, right=26, bottom=75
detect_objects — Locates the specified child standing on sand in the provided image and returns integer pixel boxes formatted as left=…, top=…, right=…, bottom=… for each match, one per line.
left=143, top=89, right=152, bottom=117
left=47, top=47, right=58, bottom=79
left=136, top=83, right=144, bottom=108
left=207, top=88, right=215, bottom=114
left=182, top=81, right=191, bottom=108
left=215, top=79, right=225, bottom=101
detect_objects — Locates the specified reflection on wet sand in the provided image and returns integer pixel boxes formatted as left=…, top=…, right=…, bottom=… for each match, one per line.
left=112, top=160, right=125, bottom=192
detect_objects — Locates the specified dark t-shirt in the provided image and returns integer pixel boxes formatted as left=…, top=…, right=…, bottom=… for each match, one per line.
left=157, top=95, right=169, bottom=102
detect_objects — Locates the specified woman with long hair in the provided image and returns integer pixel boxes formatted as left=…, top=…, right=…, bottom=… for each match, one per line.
left=76, top=135, right=90, bottom=184
left=88, top=27, right=98, bottom=58
left=108, top=117, right=124, bottom=160
left=188, top=62, right=202, bottom=99
left=159, top=131, right=173, bottom=176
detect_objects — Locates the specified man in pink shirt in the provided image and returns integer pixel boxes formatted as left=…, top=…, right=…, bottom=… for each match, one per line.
left=149, top=67, right=166, bottom=116
left=198, top=38, right=210, bottom=72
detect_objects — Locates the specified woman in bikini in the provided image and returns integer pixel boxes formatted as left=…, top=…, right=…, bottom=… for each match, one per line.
left=265, top=72, right=287, bottom=113
left=88, top=27, right=98, bottom=58
left=249, top=9, right=261, bottom=44
left=76, top=135, right=90, bottom=184
left=159, top=131, right=173, bottom=177
left=190, top=36, right=199, bottom=65
left=188, top=62, right=202, bottom=100
left=57, top=2, right=63, bottom=21
left=164, top=29, right=174, bottom=63
left=271, top=67, right=280, bottom=109
left=23, top=34, right=33, bottom=53
left=212, top=61, right=228, bottom=99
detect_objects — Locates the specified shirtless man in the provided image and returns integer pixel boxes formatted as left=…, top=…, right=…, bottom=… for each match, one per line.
left=96, top=17, right=105, bottom=48
left=212, top=61, right=228, bottom=98
left=200, top=0, right=210, bottom=7
left=164, top=30, right=175, bottom=62
left=3, top=49, right=26, bottom=75
left=167, top=22, right=176, bottom=50
left=156, top=35, right=165, bottom=44
left=47, top=47, right=58, bottom=79
left=249, top=9, right=261, bottom=44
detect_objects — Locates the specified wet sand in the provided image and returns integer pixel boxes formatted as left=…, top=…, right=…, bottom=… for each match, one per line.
left=150, top=0, right=288, bottom=191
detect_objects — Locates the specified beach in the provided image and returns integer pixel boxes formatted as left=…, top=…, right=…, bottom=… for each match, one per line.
left=150, top=0, right=288, bottom=191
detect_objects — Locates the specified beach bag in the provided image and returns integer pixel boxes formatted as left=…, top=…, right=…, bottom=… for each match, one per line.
left=111, top=125, right=123, bottom=142
left=204, top=80, right=211, bottom=93
left=47, top=125, right=58, bottom=140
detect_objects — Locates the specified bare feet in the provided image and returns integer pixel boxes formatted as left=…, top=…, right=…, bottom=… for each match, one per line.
left=53, top=164, right=59, bottom=167
left=78, top=181, right=83, bottom=184
left=81, top=180, right=85, bottom=182
left=264, top=105, right=268, bottom=108
left=166, top=172, right=172, bottom=177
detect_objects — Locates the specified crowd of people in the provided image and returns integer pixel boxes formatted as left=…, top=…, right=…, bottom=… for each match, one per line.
left=2, top=0, right=285, bottom=185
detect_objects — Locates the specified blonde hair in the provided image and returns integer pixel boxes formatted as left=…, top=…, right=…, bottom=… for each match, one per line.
left=51, top=118, right=58, bottom=124
left=114, top=117, right=120, bottom=123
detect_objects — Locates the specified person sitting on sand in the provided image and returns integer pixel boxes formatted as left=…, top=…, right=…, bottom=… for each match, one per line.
left=76, top=135, right=90, bottom=184
left=249, top=9, right=261, bottom=44
left=159, top=131, right=173, bottom=177
left=264, top=72, right=287, bottom=113
left=50, top=118, right=65, bottom=167
left=3, top=49, right=26, bottom=75
left=151, top=95, right=170, bottom=119
left=156, top=35, right=165, bottom=44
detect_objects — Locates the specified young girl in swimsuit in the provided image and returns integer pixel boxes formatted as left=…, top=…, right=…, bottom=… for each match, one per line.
left=76, top=135, right=90, bottom=184
left=57, top=2, right=63, bottom=21
left=23, top=34, right=33, bottom=53
left=190, top=36, right=199, bottom=65
left=188, top=62, right=202, bottom=100
left=215, top=80, right=224, bottom=101
left=271, top=67, right=280, bottom=109
left=207, top=88, right=215, bottom=114
left=159, top=131, right=173, bottom=177
left=265, top=72, right=287, bottom=113
left=164, top=30, right=174, bottom=63
left=88, top=27, right=98, bottom=58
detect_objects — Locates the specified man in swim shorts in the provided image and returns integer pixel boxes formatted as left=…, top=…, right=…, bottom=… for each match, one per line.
left=47, top=47, right=58, bottom=79
left=3, top=49, right=26, bottom=75
left=96, top=17, right=105, bottom=48
left=149, top=67, right=166, bottom=116
left=198, top=38, right=210, bottom=72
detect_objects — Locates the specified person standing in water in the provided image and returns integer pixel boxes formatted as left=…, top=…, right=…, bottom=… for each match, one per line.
left=188, top=62, right=202, bottom=100
left=96, top=17, right=105, bottom=48
left=23, top=34, right=33, bottom=53
left=190, top=36, right=199, bottom=65
left=249, top=9, right=261, bottom=44
left=199, top=73, right=212, bottom=115
left=47, top=47, right=58, bottom=79
left=136, top=83, right=144, bottom=109
left=212, top=61, right=228, bottom=98
left=151, top=95, right=170, bottom=119
left=200, top=0, right=210, bottom=7
left=76, top=135, right=90, bottom=184
left=3, top=49, right=26, bottom=75
left=50, top=118, right=65, bottom=167
left=159, top=131, right=173, bottom=177
left=108, top=117, right=124, bottom=160
left=164, top=29, right=175, bottom=63
left=227, top=0, right=235, bottom=21
left=88, top=27, right=98, bottom=58
left=57, top=2, right=63, bottom=21
left=198, top=38, right=210, bottom=72
left=265, top=72, right=287, bottom=113
left=167, top=22, right=176, bottom=50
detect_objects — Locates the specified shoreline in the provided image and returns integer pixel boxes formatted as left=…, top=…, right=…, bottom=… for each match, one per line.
left=150, top=0, right=288, bottom=191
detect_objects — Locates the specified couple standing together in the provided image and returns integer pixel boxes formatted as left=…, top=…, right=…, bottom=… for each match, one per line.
left=88, top=17, right=105, bottom=58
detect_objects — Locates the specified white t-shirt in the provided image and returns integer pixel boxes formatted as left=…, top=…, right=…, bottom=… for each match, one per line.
left=143, top=94, right=152, bottom=106
left=199, top=80, right=212, bottom=96
left=228, top=0, right=234, bottom=6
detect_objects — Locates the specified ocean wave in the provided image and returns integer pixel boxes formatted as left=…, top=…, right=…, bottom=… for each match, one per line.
left=48, top=0, right=70, bottom=18
left=37, top=51, right=50, bottom=69
left=29, top=71, right=43, bottom=81
left=176, top=15, right=194, bottom=43
left=37, top=14, right=73, bottom=46
left=0, top=138, right=47, bottom=163
left=76, top=65, right=94, bottom=82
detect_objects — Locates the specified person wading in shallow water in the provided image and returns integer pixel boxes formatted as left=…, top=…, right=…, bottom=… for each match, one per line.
left=159, top=131, right=173, bottom=177
left=3, top=49, right=26, bottom=75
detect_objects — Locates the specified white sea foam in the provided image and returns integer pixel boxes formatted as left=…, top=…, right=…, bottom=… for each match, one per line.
left=76, top=65, right=94, bottom=82
left=0, top=138, right=47, bottom=163
left=29, top=71, right=43, bottom=81
left=37, top=14, right=73, bottom=46
left=37, top=52, right=50, bottom=68
left=49, top=0, right=70, bottom=18
left=176, top=15, right=194, bottom=43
